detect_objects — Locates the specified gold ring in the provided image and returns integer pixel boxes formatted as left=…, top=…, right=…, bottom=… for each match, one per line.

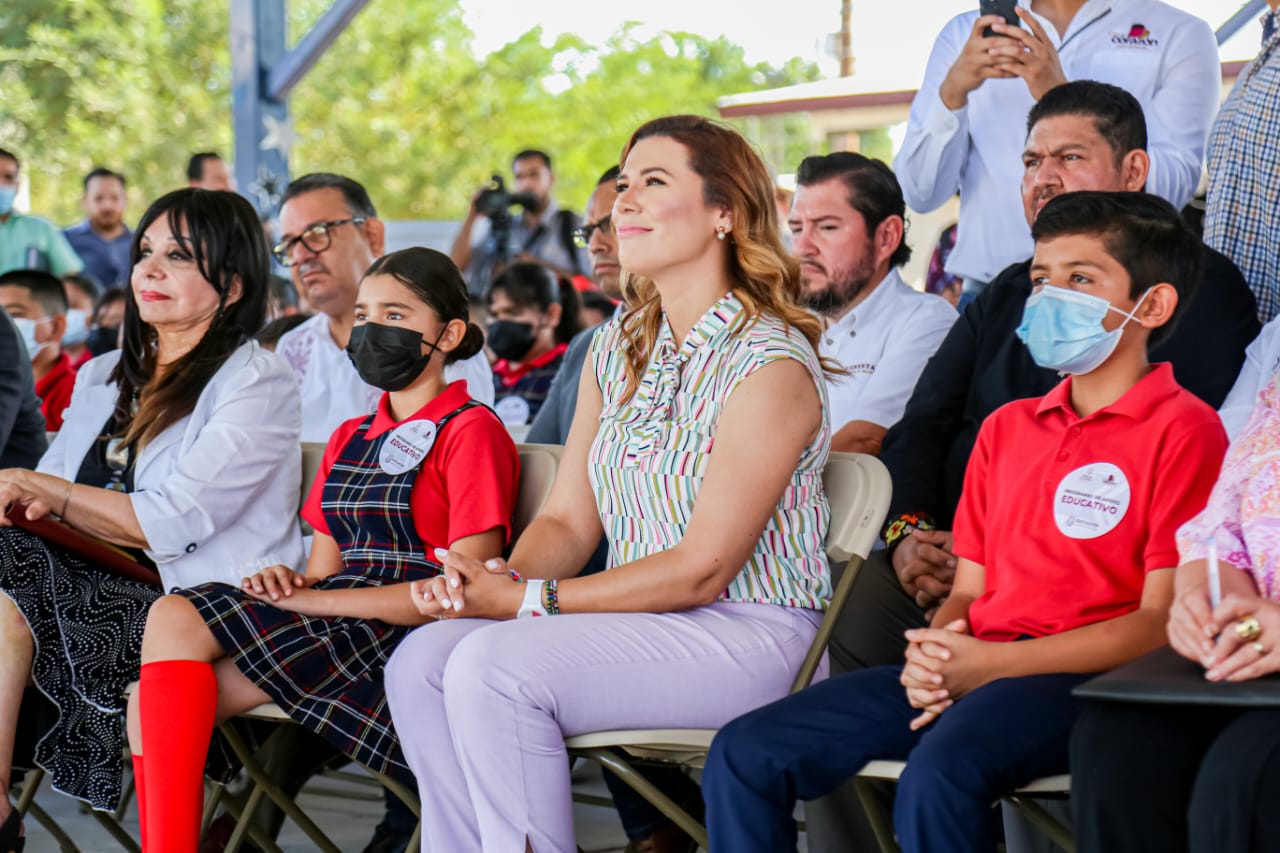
left=1236, top=617, right=1262, bottom=642
left=1255, top=641, right=1267, bottom=656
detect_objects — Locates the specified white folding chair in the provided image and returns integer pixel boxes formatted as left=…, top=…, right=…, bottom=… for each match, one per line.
left=565, top=452, right=893, bottom=849
left=855, top=761, right=1074, bottom=852
left=219, top=442, right=564, bottom=852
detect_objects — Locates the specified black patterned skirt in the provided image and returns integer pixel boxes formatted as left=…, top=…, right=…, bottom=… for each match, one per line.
left=0, top=527, right=161, bottom=811
left=183, top=573, right=417, bottom=784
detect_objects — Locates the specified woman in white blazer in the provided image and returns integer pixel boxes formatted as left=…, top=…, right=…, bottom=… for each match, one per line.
left=0, top=187, right=303, bottom=841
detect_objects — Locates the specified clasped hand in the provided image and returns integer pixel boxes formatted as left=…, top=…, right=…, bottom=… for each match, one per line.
left=1169, top=583, right=1280, bottom=682
left=240, top=564, right=319, bottom=612
left=410, top=549, right=521, bottom=620
left=900, top=619, right=1003, bottom=730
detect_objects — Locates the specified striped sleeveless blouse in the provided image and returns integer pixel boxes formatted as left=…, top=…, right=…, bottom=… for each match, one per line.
left=588, top=292, right=832, bottom=610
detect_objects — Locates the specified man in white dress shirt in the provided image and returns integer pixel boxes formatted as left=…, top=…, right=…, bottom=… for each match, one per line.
left=272, top=173, right=493, bottom=443
left=789, top=152, right=957, bottom=455
left=894, top=0, right=1219, bottom=295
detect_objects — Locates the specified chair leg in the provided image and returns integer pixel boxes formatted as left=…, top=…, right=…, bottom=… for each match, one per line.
left=572, top=748, right=708, bottom=850
left=217, top=721, right=342, bottom=853
left=854, top=776, right=900, bottom=853
left=88, top=808, right=141, bottom=853
left=12, top=767, right=43, bottom=817
left=1003, top=795, right=1075, bottom=853
left=24, top=798, right=82, bottom=852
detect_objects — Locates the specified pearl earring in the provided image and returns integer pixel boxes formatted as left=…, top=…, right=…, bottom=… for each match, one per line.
left=716, top=226, right=727, bottom=241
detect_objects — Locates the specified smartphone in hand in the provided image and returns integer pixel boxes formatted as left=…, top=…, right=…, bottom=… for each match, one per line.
left=980, top=0, right=1020, bottom=37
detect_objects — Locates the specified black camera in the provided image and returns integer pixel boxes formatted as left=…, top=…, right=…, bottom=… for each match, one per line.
left=476, top=175, right=539, bottom=218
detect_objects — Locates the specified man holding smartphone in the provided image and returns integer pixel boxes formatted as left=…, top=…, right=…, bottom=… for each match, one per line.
left=895, top=0, right=1219, bottom=301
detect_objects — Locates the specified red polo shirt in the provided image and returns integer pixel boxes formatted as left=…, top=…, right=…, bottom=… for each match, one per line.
left=36, top=352, right=77, bottom=432
left=952, top=363, right=1227, bottom=641
left=302, top=381, right=519, bottom=553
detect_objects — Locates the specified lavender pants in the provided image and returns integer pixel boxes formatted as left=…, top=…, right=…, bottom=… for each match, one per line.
left=384, top=601, right=822, bottom=853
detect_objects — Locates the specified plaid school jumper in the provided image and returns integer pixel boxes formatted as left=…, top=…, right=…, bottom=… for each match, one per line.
left=181, top=406, right=474, bottom=782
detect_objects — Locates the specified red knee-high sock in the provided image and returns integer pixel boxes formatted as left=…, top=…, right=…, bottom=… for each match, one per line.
left=130, top=754, right=148, bottom=851
left=138, top=660, right=217, bottom=853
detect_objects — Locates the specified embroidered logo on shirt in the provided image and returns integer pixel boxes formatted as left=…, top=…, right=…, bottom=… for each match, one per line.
left=844, top=362, right=877, bottom=376
left=1111, top=24, right=1158, bottom=47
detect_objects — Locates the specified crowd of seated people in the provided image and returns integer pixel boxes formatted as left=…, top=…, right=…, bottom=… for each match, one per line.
left=4, top=2, right=1280, bottom=851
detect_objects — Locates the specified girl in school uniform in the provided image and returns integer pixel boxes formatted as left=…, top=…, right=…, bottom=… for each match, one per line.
left=126, top=247, right=519, bottom=851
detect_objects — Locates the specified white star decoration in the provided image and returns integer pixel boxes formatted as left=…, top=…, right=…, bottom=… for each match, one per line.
left=260, top=114, right=298, bottom=154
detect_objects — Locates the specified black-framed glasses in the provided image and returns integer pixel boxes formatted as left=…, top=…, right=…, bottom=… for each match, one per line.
left=572, top=214, right=611, bottom=248
left=272, top=217, right=367, bottom=266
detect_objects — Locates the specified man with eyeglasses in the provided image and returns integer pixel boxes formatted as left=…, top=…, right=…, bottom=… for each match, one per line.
left=528, top=166, right=620, bottom=445
left=271, top=173, right=493, bottom=444
left=449, top=149, right=591, bottom=297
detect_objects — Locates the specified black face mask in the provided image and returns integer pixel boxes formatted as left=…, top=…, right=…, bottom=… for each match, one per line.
left=85, top=325, right=120, bottom=356
left=487, top=320, right=537, bottom=362
left=346, top=322, right=444, bottom=392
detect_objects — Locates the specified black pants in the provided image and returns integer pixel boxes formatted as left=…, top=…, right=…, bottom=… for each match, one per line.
left=1072, top=700, right=1280, bottom=852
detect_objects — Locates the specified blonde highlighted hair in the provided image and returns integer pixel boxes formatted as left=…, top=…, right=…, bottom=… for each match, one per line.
left=615, top=115, right=836, bottom=401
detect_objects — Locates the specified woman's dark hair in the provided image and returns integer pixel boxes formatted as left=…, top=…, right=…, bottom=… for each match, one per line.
left=362, top=247, right=484, bottom=364
left=112, top=187, right=270, bottom=448
left=486, top=263, right=583, bottom=345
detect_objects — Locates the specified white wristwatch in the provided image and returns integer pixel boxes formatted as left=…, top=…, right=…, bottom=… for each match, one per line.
left=517, top=579, right=547, bottom=619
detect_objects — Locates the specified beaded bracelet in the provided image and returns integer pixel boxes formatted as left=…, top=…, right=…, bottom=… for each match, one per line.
left=542, top=578, right=560, bottom=615
left=882, top=511, right=936, bottom=552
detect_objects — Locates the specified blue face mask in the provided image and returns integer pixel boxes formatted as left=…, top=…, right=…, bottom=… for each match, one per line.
left=10, top=317, right=46, bottom=361
left=62, top=308, right=89, bottom=346
left=1015, top=285, right=1151, bottom=375
left=0, top=186, right=15, bottom=216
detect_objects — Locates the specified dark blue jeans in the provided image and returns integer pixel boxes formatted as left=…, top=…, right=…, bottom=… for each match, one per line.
left=702, top=664, right=1088, bottom=853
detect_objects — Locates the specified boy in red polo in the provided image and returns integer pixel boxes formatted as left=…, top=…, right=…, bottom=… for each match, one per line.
left=0, top=269, right=77, bottom=431
left=703, top=191, right=1229, bottom=853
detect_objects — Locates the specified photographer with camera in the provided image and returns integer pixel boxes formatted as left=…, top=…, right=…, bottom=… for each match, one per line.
left=449, top=149, right=591, bottom=298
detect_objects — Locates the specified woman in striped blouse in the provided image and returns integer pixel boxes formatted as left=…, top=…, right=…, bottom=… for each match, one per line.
left=386, top=114, right=838, bottom=853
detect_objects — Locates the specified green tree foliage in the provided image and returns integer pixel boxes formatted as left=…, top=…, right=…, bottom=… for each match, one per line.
left=1, top=0, right=232, bottom=225
left=3, top=0, right=818, bottom=225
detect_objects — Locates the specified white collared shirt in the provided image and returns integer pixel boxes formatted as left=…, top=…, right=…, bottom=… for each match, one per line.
left=276, top=313, right=495, bottom=442
left=1220, top=314, right=1280, bottom=440
left=894, top=0, right=1220, bottom=282
left=819, top=268, right=958, bottom=431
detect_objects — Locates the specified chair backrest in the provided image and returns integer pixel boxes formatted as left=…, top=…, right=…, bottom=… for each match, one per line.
left=790, top=451, right=893, bottom=693
left=298, top=442, right=327, bottom=535
left=512, top=442, right=563, bottom=544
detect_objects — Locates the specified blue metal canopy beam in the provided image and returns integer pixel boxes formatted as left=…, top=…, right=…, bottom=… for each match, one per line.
left=1218, top=0, right=1267, bottom=44
left=231, top=0, right=370, bottom=214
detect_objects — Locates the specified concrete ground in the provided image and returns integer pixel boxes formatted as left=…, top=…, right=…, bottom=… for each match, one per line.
left=20, top=761, right=636, bottom=853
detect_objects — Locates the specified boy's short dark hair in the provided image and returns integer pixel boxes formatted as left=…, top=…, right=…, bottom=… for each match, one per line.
left=84, top=167, right=126, bottom=191
left=1026, top=81, right=1147, bottom=164
left=0, top=149, right=19, bottom=170
left=795, top=151, right=912, bottom=267
left=0, top=269, right=69, bottom=316
left=63, top=272, right=101, bottom=302
left=1032, top=191, right=1201, bottom=349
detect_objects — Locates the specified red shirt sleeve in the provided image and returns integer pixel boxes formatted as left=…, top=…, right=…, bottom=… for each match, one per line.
left=433, top=408, right=520, bottom=546
left=300, top=418, right=363, bottom=536
left=1142, top=417, right=1229, bottom=573
left=38, top=363, right=76, bottom=432
left=951, top=412, right=995, bottom=567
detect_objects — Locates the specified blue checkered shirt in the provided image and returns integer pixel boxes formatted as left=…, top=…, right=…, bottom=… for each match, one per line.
left=1205, top=10, right=1280, bottom=322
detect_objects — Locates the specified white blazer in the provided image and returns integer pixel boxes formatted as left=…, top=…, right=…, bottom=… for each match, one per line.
left=39, top=341, right=305, bottom=591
